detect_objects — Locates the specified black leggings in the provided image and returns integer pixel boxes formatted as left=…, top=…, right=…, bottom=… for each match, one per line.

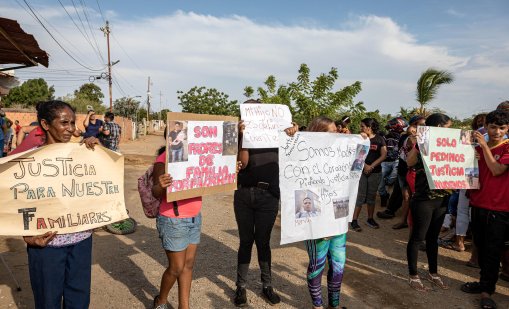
left=407, top=197, right=447, bottom=276
left=234, top=187, right=279, bottom=286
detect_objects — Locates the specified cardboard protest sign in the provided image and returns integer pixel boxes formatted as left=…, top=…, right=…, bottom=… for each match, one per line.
left=417, top=126, right=479, bottom=189
left=279, top=132, right=370, bottom=244
left=240, top=104, right=292, bottom=148
left=0, top=144, right=128, bottom=236
left=166, top=112, right=239, bottom=202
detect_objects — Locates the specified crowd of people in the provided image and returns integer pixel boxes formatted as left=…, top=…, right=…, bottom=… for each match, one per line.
left=2, top=99, right=509, bottom=309
left=0, top=105, right=122, bottom=154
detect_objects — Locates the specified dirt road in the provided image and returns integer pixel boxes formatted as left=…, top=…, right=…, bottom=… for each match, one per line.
left=1, top=133, right=508, bottom=308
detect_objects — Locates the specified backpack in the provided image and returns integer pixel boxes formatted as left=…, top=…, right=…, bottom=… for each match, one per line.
left=137, top=165, right=160, bottom=218
left=137, top=165, right=180, bottom=218
left=385, top=132, right=400, bottom=161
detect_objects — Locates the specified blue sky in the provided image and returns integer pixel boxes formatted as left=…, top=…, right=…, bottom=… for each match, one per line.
left=2, top=0, right=508, bottom=119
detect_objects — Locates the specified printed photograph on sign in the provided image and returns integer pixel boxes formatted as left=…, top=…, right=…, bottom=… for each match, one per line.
left=460, top=129, right=475, bottom=145
left=295, top=189, right=321, bottom=221
left=333, top=197, right=349, bottom=219
left=168, top=121, right=188, bottom=163
left=417, top=126, right=430, bottom=156
left=465, top=167, right=479, bottom=188
left=351, top=144, right=369, bottom=171
left=222, top=121, right=238, bottom=156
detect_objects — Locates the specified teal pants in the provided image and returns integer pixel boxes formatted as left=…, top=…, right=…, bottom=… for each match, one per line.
left=305, top=234, right=347, bottom=307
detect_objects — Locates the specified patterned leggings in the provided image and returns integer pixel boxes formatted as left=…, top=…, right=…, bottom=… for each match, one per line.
left=305, top=233, right=347, bottom=307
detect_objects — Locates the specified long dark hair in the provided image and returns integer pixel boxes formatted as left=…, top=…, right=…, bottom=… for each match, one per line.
left=425, top=113, right=451, bottom=127
left=361, top=118, right=380, bottom=134
left=307, top=116, right=334, bottom=132
left=157, top=126, right=168, bottom=155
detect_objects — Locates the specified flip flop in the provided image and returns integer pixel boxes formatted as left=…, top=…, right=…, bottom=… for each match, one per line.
left=480, top=297, right=497, bottom=309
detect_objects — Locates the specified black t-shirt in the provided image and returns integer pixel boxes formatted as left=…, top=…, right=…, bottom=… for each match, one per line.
left=365, top=135, right=386, bottom=173
left=169, top=130, right=183, bottom=150
left=238, top=148, right=280, bottom=198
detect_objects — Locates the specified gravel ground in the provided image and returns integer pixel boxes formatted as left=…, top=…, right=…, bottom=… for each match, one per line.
left=1, top=134, right=508, bottom=308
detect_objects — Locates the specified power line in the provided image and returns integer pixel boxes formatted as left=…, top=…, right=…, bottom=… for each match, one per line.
left=56, top=0, right=104, bottom=64
left=21, top=0, right=104, bottom=71
left=78, top=0, right=105, bottom=63
left=95, top=0, right=106, bottom=23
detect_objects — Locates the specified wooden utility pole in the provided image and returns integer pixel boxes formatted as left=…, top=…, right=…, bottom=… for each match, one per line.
left=146, top=76, right=151, bottom=121
left=101, top=21, right=113, bottom=112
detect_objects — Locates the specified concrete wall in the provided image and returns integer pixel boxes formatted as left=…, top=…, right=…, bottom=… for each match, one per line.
left=4, top=111, right=135, bottom=142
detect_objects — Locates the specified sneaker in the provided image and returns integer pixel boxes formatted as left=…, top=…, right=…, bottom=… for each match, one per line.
left=366, top=218, right=380, bottom=229
left=376, top=210, right=395, bottom=219
left=350, top=220, right=362, bottom=232
left=262, top=286, right=281, bottom=305
left=234, top=286, right=247, bottom=307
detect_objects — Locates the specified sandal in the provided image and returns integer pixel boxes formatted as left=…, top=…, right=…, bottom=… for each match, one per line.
left=408, top=276, right=429, bottom=292
left=153, top=295, right=170, bottom=309
left=480, top=297, right=497, bottom=309
left=426, top=273, right=449, bottom=290
left=460, top=282, right=482, bottom=294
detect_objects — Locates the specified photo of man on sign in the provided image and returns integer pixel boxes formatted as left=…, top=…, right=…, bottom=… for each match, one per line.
left=168, top=121, right=188, bottom=163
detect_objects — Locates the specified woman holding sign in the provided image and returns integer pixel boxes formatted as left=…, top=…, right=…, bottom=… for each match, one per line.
left=10, top=100, right=100, bottom=309
left=406, top=113, right=452, bottom=292
left=303, top=116, right=347, bottom=309
left=351, top=118, right=387, bottom=232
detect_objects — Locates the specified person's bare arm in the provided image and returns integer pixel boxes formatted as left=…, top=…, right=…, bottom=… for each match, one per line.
left=16, top=125, right=37, bottom=146
left=83, top=111, right=92, bottom=128
left=152, top=162, right=173, bottom=198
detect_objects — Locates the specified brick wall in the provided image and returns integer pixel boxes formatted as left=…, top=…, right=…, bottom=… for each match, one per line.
left=4, top=111, right=134, bottom=142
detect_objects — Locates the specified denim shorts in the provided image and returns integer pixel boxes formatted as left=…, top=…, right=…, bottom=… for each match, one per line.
left=156, top=213, right=202, bottom=252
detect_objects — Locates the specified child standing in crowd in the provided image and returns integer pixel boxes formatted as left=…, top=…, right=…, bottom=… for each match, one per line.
left=304, top=116, right=347, bottom=309
left=151, top=130, right=202, bottom=309
left=461, top=109, right=509, bottom=309
left=351, top=118, right=387, bottom=231
left=406, top=113, right=452, bottom=292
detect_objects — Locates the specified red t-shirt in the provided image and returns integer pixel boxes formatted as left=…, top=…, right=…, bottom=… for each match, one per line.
left=470, top=140, right=509, bottom=212
left=156, top=152, right=202, bottom=218
left=9, top=127, right=45, bottom=155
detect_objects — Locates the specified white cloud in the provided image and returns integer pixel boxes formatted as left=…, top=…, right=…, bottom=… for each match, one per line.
left=3, top=4, right=508, bottom=118
left=446, top=9, right=466, bottom=18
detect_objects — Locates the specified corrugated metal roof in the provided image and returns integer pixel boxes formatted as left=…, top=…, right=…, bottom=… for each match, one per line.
left=0, top=17, right=48, bottom=68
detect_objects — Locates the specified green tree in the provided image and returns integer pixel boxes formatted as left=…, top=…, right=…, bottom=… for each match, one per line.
left=2, top=78, right=54, bottom=107
left=113, top=97, right=140, bottom=119
left=74, top=83, right=104, bottom=105
left=245, top=64, right=362, bottom=125
left=177, top=86, right=239, bottom=116
left=416, top=68, right=454, bottom=115
left=60, top=94, right=106, bottom=114
left=159, top=109, right=171, bottom=122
